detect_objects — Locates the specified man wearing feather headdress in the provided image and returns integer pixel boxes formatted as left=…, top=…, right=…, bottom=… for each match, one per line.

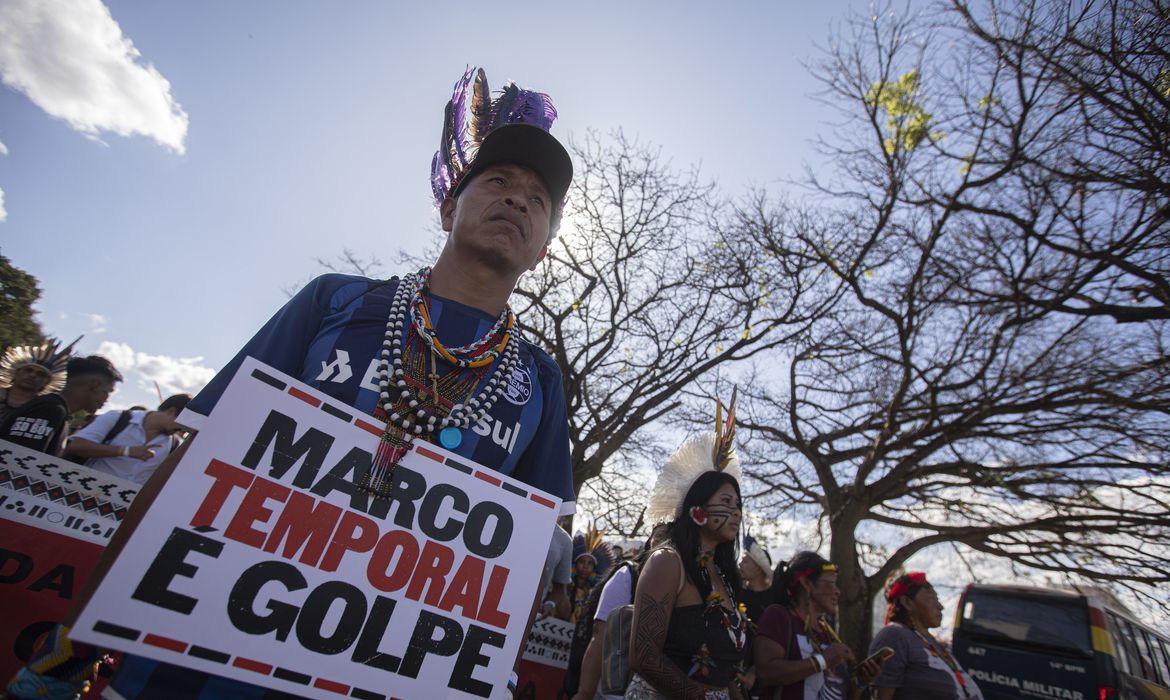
left=0, top=339, right=76, bottom=426
left=8, top=66, right=576, bottom=700
left=0, top=345, right=122, bottom=457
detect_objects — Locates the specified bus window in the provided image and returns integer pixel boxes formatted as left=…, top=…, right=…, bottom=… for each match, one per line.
left=1117, top=618, right=1156, bottom=682
left=958, top=588, right=1091, bottom=655
left=1139, top=628, right=1170, bottom=686
left=1158, top=637, right=1170, bottom=687
left=1108, top=612, right=1135, bottom=675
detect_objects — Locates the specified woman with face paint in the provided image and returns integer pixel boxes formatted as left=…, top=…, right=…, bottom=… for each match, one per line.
left=754, top=551, right=884, bottom=700
left=868, top=573, right=984, bottom=700
left=626, top=396, right=752, bottom=700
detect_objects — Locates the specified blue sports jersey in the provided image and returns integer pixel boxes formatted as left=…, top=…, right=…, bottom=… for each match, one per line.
left=108, top=273, right=574, bottom=700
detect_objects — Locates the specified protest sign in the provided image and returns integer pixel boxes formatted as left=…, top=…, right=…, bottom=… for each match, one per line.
left=515, top=617, right=572, bottom=699
left=0, top=440, right=140, bottom=696
left=521, top=617, right=572, bottom=669
left=73, top=357, right=562, bottom=700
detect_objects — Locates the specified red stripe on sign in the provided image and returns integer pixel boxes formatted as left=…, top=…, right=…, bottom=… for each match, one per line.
left=355, top=418, right=383, bottom=436
left=288, top=387, right=321, bottom=407
left=415, top=445, right=444, bottom=463
left=530, top=493, right=556, bottom=509
left=143, top=633, right=187, bottom=653
left=313, top=678, right=350, bottom=694
left=474, top=471, right=502, bottom=487
left=232, top=656, right=273, bottom=675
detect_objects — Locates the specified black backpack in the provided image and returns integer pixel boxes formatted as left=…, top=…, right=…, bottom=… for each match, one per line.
left=563, top=560, right=641, bottom=695
left=66, top=410, right=136, bottom=464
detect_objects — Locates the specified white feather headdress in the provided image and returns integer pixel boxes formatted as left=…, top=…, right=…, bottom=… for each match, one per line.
left=0, top=337, right=79, bottom=394
left=644, top=389, right=740, bottom=524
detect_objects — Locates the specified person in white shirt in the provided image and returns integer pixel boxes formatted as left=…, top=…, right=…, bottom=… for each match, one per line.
left=64, top=394, right=191, bottom=485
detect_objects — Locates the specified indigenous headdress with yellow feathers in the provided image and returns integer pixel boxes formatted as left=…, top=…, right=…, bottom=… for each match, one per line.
left=571, top=522, right=615, bottom=580
left=0, top=337, right=80, bottom=394
left=645, top=388, right=741, bottom=524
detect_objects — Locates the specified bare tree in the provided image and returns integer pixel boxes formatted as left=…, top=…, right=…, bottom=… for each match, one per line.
left=513, top=131, right=837, bottom=493
left=736, top=0, right=1170, bottom=653
left=948, top=0, right=1170, bottom=323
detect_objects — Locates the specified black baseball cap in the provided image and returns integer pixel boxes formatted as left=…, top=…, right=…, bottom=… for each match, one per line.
left=453, top=123, right=573, bottom=205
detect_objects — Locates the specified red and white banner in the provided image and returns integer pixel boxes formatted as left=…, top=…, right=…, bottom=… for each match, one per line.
left=0, top=440, right=140, bottom=696
left=73, top=357, right=561, bottom=700
left=516, top=617, right=572, bottom=699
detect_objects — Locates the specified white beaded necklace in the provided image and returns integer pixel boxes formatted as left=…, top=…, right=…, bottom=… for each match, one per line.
left=361, top=268, right=521, bottom=498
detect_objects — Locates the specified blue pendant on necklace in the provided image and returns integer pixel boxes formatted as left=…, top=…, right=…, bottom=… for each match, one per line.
left=439, top=427, right=462, bottom=449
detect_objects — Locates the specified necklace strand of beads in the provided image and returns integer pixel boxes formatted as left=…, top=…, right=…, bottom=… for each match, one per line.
left=358, top=268, right=519, bottom=499
left=695, top=551, right=747, bottom=652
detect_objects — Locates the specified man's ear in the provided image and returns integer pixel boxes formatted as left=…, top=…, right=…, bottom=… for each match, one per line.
left=440, top=196, right=457, bottom=233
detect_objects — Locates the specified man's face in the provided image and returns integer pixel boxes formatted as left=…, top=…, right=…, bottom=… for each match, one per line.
left=11, top=364, right=51, bottom=393
left=440, top=163, right=553, bottom=277
left=157, top=408, right=187, bottom=436
left=83, top=378, right=116, bottom=413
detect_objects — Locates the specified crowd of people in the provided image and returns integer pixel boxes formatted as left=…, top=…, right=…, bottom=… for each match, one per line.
left=556, top=430, right=985, bottom=700
left=0, top=340, right=192, bottom=486
left=0, top=64, right=986, bottom=700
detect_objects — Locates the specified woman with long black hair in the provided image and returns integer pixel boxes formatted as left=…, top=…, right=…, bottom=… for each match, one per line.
left=626, top=399, right=751, bottom=700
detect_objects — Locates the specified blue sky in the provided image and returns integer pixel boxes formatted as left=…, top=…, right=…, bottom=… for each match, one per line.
left=1, top=0, right=862, bottom=409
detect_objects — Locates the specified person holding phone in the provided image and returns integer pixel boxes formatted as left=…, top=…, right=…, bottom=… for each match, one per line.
left=753, top=551, right=885, bottom=699
left=869, top=572, right=984, bottom=700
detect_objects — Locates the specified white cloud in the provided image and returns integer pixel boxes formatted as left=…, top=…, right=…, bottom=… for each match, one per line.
left=0, top=187, right=6, bottom=223
left=96, top=340, right=217, bottom=398
left=0, top=0, right=188, bottom=154
left=0, top=140, right=8, bottom=155
left=87, top=313, right=108, bottom=333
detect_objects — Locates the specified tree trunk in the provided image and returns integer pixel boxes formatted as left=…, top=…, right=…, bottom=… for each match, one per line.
left=830, top=517, right=876, bottom=656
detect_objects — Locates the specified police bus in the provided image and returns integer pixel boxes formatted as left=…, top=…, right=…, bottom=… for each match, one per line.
left=953, top=584, right=1169, bottom=700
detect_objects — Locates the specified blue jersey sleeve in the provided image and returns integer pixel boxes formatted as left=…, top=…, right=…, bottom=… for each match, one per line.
left=510, top=346, right=576, bottom=515
left=183, top=274, right=359, bottom=426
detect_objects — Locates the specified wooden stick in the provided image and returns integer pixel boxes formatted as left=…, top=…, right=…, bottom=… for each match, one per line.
left=819, top=616, right=845, bottom=645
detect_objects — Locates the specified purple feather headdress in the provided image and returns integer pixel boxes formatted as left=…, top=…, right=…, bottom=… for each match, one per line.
left=430, top=66, right=559, bottom=208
